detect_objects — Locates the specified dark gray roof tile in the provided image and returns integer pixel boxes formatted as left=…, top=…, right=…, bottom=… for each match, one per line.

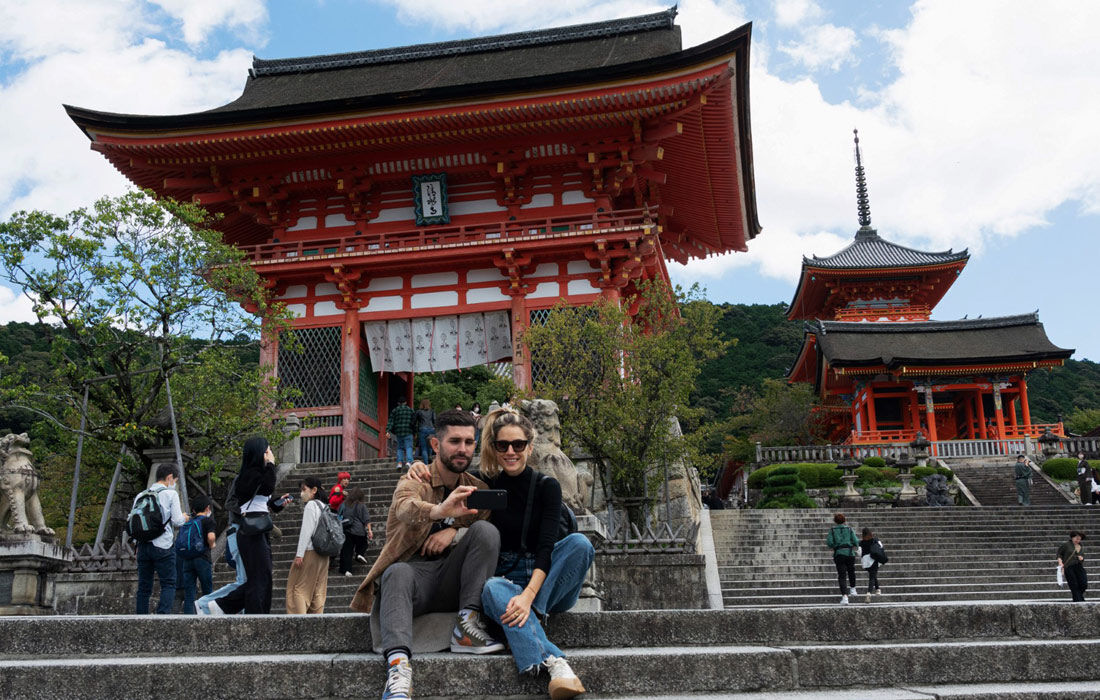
left=805, top=227, right=968, bottom=269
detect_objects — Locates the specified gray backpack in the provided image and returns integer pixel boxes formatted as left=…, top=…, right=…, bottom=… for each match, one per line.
left=311, top=501, right=346, bottom=556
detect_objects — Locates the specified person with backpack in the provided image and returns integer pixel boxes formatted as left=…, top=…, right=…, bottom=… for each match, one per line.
left=214, top=437, right=290, bottom=615
left=826, top=512, right=860, bottom=605
left=338, top=487, right=373, bottom=576
left=859, top=527, right=886, bottom=602
left=176, top=495, right=217, bottom=614
left=129, top=464, right=189, bottom=615
left=286, top=476, right=333, bottom=614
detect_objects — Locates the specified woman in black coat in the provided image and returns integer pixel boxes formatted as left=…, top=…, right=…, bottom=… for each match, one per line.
left=217, top=437, right=289, bottom=614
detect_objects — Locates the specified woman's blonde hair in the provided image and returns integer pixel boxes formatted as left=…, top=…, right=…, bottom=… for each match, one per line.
left=478, top=408, right=537, bottom=479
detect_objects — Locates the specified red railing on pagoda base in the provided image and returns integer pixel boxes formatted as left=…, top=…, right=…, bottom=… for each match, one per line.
left=239, top=208, right=655, bottom=265
left=846, top=423, right=1065, bottom=446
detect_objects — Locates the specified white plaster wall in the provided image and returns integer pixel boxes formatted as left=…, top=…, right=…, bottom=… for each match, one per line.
left=278, top=285, right=307, bottom=299
left=412, top=272, right=459, bottom=288
left=467, top=287, right=509, bottom=303
left=529, top=263, right=558, bottom=278
left=567, top=260, right=597, bottom=274
left=528, top=282, right=560, bottom=299
left=313, top=301, right=341, bottom=317
left=363, top=296, right=403, bottom=312
left=361, top=276, right=403, bottom=292
left=316, top=282, right=338, bottom=296
left=467, top=268, right=505, bottom=283
left=411, top=291, right=459, bottom=309
left=567, top=279, right=599, bottom=295
left=287, top=217, right=318, bottom=231
left=286, top=304, right=307, bottom=318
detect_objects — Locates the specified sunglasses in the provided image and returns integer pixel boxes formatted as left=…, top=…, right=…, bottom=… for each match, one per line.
left=492, top=439, right=529, bottom=453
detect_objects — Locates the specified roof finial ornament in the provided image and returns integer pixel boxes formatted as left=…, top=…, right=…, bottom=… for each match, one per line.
left=853, top=129, right=875, bottom=238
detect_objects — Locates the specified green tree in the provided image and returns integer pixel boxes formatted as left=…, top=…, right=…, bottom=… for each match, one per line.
left=523, top=281, right=726, bottom=524
left=1068, top=407, right=1100, bottom=435
left=0, top=191, right=295, bottom=514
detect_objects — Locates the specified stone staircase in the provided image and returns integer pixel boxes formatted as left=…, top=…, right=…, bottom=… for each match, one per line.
left=949, top=459, right=1070, bottom=506
left=213, top=457, right=403, bottom=612
left=713, top=506, right=1100, bottom=606
left=5, top=604, right=1100, bottom=698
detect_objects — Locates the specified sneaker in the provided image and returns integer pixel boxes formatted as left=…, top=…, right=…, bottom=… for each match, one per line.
left=874, top=588, right=882, bottom=595
left=382, top=659, right=412, bottom=700
left=207, top=600, right=224, bottom=616
left=450, top=610, right=505, bottom=654
left=849, top=587, right=858, bottom=596
left=866, top=592, right=872, bottom=604
left=545, top=655, right=585, bottom=700
left=194, top=601, right=206, bottom=615
left=839, top=595, right=849, bottom=605
left=344, top=571, right=353, bottom=577
left=357, top=554, right=369, bottom=564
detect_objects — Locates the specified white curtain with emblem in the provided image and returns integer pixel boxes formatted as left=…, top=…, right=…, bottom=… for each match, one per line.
left=363, top=310, right=512, bottom=373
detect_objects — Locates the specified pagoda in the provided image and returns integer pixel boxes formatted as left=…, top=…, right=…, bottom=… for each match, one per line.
left=65, top=9, right=760, bottom=462
left=787, top=132, right=1072, bottom=446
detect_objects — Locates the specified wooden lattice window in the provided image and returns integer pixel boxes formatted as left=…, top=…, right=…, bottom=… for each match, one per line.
left=358, top=350, right=378, bottom=419
left=279, top=326, right=341, bottom=408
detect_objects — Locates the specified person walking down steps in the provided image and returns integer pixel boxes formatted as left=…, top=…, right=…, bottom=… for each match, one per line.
left=826, top=513, right=859, bottom=605
left=1015, top=454, right=1033, bottom=506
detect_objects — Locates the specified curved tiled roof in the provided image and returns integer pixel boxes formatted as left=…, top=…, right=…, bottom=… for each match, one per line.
left=804, top=228, right=969, bottom=270
left=812, top=313, right=1073, bottom=367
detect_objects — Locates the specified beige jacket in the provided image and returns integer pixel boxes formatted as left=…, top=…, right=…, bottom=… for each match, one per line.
left=349, top=464, right=488, bottom=612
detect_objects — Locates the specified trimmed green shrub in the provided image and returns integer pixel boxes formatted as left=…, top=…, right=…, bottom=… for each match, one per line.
left=862, top=456, right=886, bottom=469
left=935, top=466, right=954, bottom=481
left=1042, top=457, right=1082, bottom=481
left=912, top=466, right=935, bottom=480
left=880, top=467, right=898, bottom=481
left=750, top=463, right=841, bottom=490
left=854, top=465, right=882, bottom=486
left=759, top=465, right=816, bottom=508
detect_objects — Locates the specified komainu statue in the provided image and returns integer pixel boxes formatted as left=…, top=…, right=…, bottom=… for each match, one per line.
left=521, top=399, right=593, bottom=513
left=0, top=433, right=56, bottom=536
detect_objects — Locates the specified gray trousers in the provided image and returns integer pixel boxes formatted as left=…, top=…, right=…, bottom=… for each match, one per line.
left=379, top=519, right=500, bottom=654
left=1016, top=478, right=1031, bottom=505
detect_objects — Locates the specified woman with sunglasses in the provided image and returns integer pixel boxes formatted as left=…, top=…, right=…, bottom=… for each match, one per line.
left=478, top=408, right=594, bottom=700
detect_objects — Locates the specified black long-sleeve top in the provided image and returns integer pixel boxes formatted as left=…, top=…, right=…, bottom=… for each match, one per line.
left=483, top=467, right=562, bottom=574
left=234, top=461, right=286, bottom=514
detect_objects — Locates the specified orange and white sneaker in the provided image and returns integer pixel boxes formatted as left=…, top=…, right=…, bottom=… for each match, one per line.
left=546, top=655, right=585, bottom=699
left=450, top=609, right=505, bottom=654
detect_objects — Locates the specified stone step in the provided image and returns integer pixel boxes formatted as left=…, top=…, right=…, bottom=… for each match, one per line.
left=722, top=590, right=1071, bottom=606
left=588, top=682, right=1100, bottom=700
left=3, top=636, right=1098, bottom=698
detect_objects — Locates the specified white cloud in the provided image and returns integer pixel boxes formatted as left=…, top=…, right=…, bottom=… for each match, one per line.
left=0, top=1, right=255, bottom=217
left=774, top=0, right=822, bottom=27
left=778, top=23, right=858, bottom=71
left=0, top=286, right=40, bottom=325
left=151, top=0, right=268, bottom=46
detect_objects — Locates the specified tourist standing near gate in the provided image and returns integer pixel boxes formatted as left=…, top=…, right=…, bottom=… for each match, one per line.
left=415, top=398, right=437, bottom=463
left=388, top=399, right=416, bottom=471
left=826, top=513, right=859, bottom=605
left=130, top=464, right=188, bottom=614
left=1014, top=455, right=1033, bottom=506
left=1058, top=530, right=1087, bottom=602
left=286, top=476, right=331, bottom=614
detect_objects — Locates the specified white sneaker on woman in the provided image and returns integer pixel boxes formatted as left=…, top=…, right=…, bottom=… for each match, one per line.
left=545, top=655, right=585, bottom=700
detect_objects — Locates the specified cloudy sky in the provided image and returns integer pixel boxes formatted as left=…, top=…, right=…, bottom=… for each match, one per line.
left=1, top=0, right=1097, bottom=360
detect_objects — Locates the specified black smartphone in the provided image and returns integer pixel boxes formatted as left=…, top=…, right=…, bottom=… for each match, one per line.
left=466, top=489, right=507, bottom=510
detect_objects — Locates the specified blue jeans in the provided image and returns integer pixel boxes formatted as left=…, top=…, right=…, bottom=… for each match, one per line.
left=197, top=529, right=246, bottom=613
left=181, top=556, right=213, bottom=614
left=136, top=542, right=176, bottom=614
left=417, top=428, right=435, bottom=462
left=395, top=433, right=414, bottom=466
left=481, top=533, right=595, bottom=673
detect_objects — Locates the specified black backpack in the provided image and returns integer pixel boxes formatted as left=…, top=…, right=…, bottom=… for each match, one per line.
left=870, top=540, right=889, bottom=565
left=126, top=487, right=168, bottom=542
left=175, top=516, right=207, bottom=559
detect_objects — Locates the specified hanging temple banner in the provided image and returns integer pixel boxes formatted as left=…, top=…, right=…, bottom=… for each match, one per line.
left=364, top=310, right=512, bottom=373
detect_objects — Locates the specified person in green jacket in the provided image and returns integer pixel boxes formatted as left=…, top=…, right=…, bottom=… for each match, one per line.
left=1058, top=530, right=1087, bottom=602
left=1014, top=454, right=1033, bottom=506
left=826, top=513, right=860, bottom=604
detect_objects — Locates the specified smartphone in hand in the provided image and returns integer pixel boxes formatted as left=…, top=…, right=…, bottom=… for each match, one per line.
left=466, top=489, right=507, bottom=510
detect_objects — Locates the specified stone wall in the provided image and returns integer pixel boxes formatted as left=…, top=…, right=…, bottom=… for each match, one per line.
left=597, top=552, right=708, bottom=610
left=53, top=571, right=139, bottom=615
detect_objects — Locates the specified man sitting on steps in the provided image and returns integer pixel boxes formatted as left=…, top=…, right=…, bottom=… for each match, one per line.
left=351, top=409, right=503, bottom=700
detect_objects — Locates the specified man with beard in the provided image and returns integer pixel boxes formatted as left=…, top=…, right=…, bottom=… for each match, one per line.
left=351, top=409, right=502, bottom=700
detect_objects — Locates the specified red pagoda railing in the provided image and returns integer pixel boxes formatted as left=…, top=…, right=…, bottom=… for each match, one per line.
left=238, top=208, right=655, bottom=264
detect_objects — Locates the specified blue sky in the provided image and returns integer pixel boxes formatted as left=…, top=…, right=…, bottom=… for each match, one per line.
left=0, top=1, right=1096, bottom=362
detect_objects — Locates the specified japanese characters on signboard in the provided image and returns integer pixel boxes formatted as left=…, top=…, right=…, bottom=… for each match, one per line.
left=412, top=173, right=450, bottom=226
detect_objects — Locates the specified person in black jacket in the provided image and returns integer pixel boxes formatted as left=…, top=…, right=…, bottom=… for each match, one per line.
left=338, top=487, right=373, bottom=575
left=478, top=409, right=593, bottom=700
left=216, top=437, right=290, bottom=614
left=859, top=527, right=883, bottom=601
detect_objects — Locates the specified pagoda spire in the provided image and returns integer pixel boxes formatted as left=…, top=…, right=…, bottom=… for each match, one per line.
left=853, top=129, right=876, bottom=238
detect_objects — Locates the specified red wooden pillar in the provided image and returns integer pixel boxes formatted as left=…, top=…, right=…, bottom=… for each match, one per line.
left=922, top=387, right=938, bottom=443
left=510, top=294, right=531, bottom=390
left=908, top=392, right=922, bottom=434
left=1008, top=389, right=1018, bottom=432
left=976, top=391, right=988, bottom=439
left=340, top=308, right=360, bottom=462
left=963, top=393, right=975, bottom=438
left=992, top=383, right=1006, bottom=450
left=1019, top=376, right=1032, bottom=431
left=866, top=386, right=878, bottom=434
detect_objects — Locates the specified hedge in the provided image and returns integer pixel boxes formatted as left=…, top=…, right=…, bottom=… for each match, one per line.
left=1042, top=457, right=1100, bottom=481
left=862, top=456, right=886, bottom=469
left=750, top=463, right=842, bottom=490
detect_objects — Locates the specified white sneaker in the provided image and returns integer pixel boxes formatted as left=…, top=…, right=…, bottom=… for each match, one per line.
left=849, top=587, right=858, bottom=596
left=357, top=554, right=369, bottom=564
left=839, top=595, right=849, bottom=605
left=344, top=571, right=353, bottom=577
left=194, top=602, right=206, bottom=615
left=207, top=600, right=225, bottom=616
left=545, top=655, right=585, bottom=700
left=382, top=659, right=412, bottom=700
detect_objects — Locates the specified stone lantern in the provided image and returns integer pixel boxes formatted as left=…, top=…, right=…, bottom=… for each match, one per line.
left=895, top=452, right=919, bottom=504
left=838, top=456, right=863, bottom=507
left=1038, top=428, right=1061, bottom=461
left=910, top=431, right=932, bottom=468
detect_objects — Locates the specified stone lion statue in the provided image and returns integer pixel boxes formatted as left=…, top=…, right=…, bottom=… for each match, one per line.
left=0, top=433, right=56, bottom=536
left=520, top=399, right=593, bottom=513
